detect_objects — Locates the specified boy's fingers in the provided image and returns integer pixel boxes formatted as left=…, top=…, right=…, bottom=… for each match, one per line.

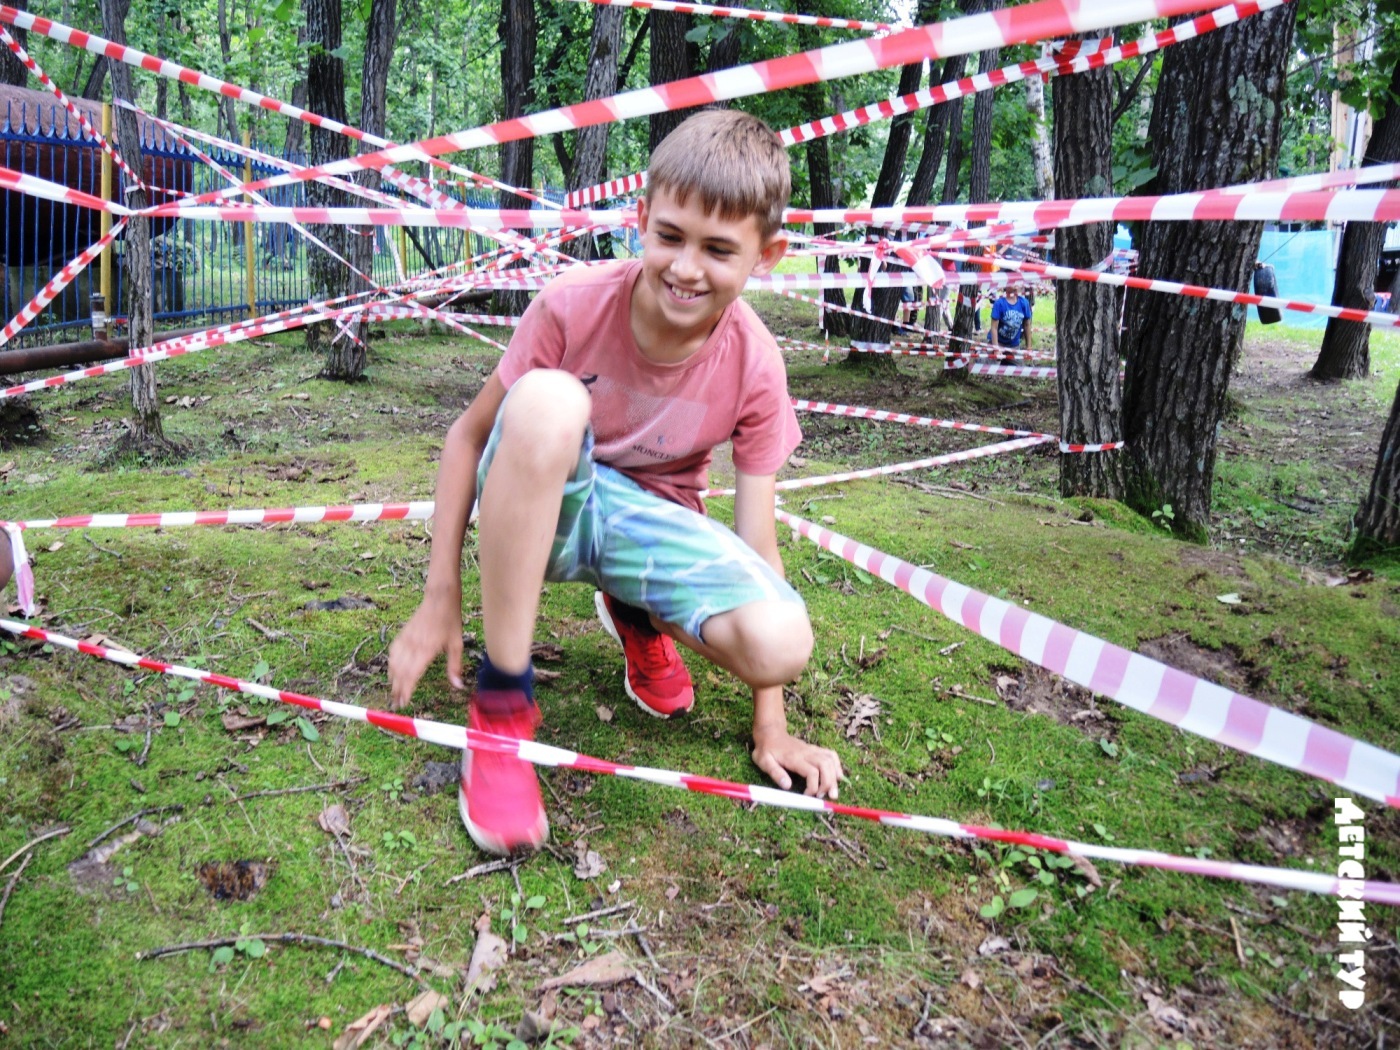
left=752, top=748, right=793, bottom=791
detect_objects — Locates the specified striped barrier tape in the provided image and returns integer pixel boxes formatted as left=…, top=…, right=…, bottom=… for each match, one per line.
left=1058, top=440, right=1125, bottom=453
left=703, top=436, right=1053, bottom=497
left=3, top=501, right=435, bottom=532
left=568, top=0, right=893, bottom=33
left=565, top=0, right=1287, bottom=208
left=0, top=616, right=1393, bottom=905
left=93, top=0, right=1229, bottom=200
left=775, top=510, right=1400, bottom=809
left=791, top=399, right=1054, bottom=440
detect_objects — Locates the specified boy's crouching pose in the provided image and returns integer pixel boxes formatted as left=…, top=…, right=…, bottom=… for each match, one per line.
left=388, top=110, right=843, bottom=855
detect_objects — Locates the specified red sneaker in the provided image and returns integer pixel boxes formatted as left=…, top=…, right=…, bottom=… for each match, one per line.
left=594, top=592, right=695, bottom=718
left=459, top=696, right=548, bottom=856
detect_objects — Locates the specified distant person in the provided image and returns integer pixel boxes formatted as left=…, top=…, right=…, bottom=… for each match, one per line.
left=989, top=284, right=1033, bottom=357
left=387, top=110, right=843, bottom=856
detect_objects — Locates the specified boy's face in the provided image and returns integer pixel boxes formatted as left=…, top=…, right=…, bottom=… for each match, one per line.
left=634, top=188, right=787, bottom=341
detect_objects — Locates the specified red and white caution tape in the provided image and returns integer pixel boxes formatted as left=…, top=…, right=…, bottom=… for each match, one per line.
left=2, top=617, right=1394, bottom=904
left=565, top=0, right=1287, bottom=209
left=4, top=501, right=434, bottom=532
left=792, top=399, right=1053, bottom=440
left=568, top=0, right=893, bottom=32
left=776, top=510, right=1400, bottom=809
left=704, top=436, right=1052, bottom=497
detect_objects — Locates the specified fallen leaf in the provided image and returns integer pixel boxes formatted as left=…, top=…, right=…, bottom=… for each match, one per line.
left=405, top=989, right=450, bottom=1027
left=574, top=843, right=607, bottom=880
left=1143, top=992, right=1189, bottom=1034
left=195, top=860, right=268, bottom=901
left=595, top=705, right=613, bottom=723
left=1216, top=592, right=1242, bottom=606
left=220, top=711, right=267, bottom=732
left=465, top=929, right=508, bottom=993
left=606, top=879, right=621, bottom=894
left=534, top=667, right=562, bottom=682
left=538, top=950, right=637, bottom=990
left=279, top=391, right=311, bottom=400
left=46, top=541, right=64, bottom=552
left=856, top=646, right=887, bottom=670
left=993, top=674, right=1018, bottom=697
left=317, top=804, right=351, bottom=837
left=950, top=540, right=978, bottom=550
left=960, top=968, right=982, bottom=990
left=977, top=935, right=1011, bottom=956
left=665, top=885, right=679, bottom=901
left=332, top=1004, right=392, bottom=1050
left=359, top=551, right=377, bottom=560
left=1071, top=854, right=1103, bottom=888
left=837, top=693, right=881, bottom=740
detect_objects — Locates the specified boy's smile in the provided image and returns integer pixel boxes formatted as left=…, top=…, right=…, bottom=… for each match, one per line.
left=631, top=188, right=786, bottom=363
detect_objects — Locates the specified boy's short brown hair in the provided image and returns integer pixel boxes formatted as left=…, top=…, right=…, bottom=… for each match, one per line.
left=646, top=109, right=791, bottom=242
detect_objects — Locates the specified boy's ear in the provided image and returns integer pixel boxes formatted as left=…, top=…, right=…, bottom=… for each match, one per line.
left=749, top=232, right=788, bottom=277
left=635, top=196, right=649, bottom=236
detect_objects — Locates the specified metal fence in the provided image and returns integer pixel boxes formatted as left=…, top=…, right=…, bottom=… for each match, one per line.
left=0, top=99, right=497, bottom=347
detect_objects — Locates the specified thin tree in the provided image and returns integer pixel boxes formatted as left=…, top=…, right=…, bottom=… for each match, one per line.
left=951, top=11, right=999, bottom=347
left=101, top=0, right=170, bottom=453
left=797, top=21, right=848, bottom=339
left=1025, top=58, right=1053, bottom=201
left=303, top=0, right=361, bottom=376
left=1311, top=56, right=1400, bottom=381
left=1053, top=37, right=1122, bottom=498
left=1119, top=5, right=1297, bottom=538
left=497, top=0, right=537, bottom=315
left=0, top=0, right=26, bottom=87
left=1355, top=384, right=1400, bottom=552
left=345, top=0, right=396, bottom=353
left=565, top=5, right=625, bottom=261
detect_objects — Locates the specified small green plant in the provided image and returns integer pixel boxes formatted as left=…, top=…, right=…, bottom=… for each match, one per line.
left=499, top=891, right=546, bottom=946
left=113, top=866, right=138, bottom=894
left=557, top=920, right=603, bottom=956
left=381, top=830, right=418, bottom=852
left=1092, top=822, right=1116, bottom=842
left=1151, top=503, right=1175, bottom=529
left=973, top=845, right=1094, bottom=918
left=381, top=776, right=406, bottom=801
left=207, top=936, right=265, bottom=972
left=923, top=727, right=955, bottom=752
left=976, top=776, right=1011, bottom=805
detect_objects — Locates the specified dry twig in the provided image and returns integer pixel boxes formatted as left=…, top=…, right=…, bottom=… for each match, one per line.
left=0, top=853, right=33, bottom=929
left=137, top=932, right=426, bottom=985
left=227, top=777, right=365, bottom=804
left=562, top=900, right=635, bottom=926
left=87, top=806, right=185, bottom=849
left=0, top=824, right=70, bottom=877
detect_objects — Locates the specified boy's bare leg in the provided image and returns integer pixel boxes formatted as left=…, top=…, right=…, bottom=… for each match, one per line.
left=0, top=537, right=12, bottom=593
left=476, top=370, right=591, bottom=673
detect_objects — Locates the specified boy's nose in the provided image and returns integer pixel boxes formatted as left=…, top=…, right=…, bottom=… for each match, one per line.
left=671, top=246, right=704, bottom=281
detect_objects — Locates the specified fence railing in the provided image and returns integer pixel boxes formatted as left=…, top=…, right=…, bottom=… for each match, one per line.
left=0, top=100, right=497, bottom=347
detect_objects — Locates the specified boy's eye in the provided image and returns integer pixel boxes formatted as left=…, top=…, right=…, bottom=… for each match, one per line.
left=708, top=246, right=734, bottom=258
left=657, top=232, right=681, bottom=244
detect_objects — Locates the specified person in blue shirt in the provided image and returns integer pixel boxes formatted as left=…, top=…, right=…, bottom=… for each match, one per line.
left=989, top=284, right=1033, bottom=355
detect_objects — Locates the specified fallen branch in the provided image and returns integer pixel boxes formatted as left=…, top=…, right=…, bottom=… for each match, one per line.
left=87, top=805, right=186, bottom=849
left=227, top=777, right=366, bottom=803
left=82, top=532, right=123, bottom=559
left=0, top=853, right=33, bottom=930
left=562, top=901, right=635, bottom=926
left=0, top=824, right=71, bottom=877
left=136, top=932, right=426, bottom=985
left=444, top=858, right=515, bottom=885
left=245, top=617, right=284, bottom=641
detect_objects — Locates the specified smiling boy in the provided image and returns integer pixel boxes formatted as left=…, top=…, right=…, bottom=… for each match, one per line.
left=387, top=110, right=843, bottom=855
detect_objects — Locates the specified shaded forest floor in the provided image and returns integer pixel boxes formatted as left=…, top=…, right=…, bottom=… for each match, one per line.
left=0, top=310, right=1396, bottom=1049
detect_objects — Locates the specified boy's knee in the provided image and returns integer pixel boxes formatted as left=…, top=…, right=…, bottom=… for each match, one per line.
left=710, top=601, right=812, bottom=686
left=499, top=370, right=590, bottom=451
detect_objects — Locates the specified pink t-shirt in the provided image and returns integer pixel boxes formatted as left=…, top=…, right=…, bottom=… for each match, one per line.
left=495, top=260, right=802, bottom=514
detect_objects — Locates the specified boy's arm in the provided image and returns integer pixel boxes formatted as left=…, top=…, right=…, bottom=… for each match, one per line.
left=733, top=470, right=843, bottom=800
left=388, top=371, right=508, bottom=708
left=1023, top=302, right=1033, bottom=350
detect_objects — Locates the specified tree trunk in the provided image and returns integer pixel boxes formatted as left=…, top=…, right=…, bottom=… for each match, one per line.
left=303, top=0, right=361, bottom=376
left=796, top=21, right=847, bottom=338
left=1120, top=4, right=1297, bottom=539
left=101, top=0, right=168, bottom=452
left=0, top=1, right=27, bottom=87
left=845, top=57, right=927, bottom=363
left=1354, top=383, right=1400, bottom=551
left=1054, top=36, right=1121, bottom=498
left=1026, top=60, right=1053, bottom=201
left=1312, top=58, right=1400, bottom=381
left=344, top=0, right=395, bottom=357
left=284, top=39, right=309, bottom=158
left=497, top=0, right=537, bottom=315
left=80, top=56, right=108, bottom=101
left=952, top=28, right=1000, bottom=347
left=216, top=0, right=240, bottom=144
left=648, top=11, right=696, bottom=152
left=906, top=52, right=970, bottom=208
left=566, top=6, right=625, bottom=261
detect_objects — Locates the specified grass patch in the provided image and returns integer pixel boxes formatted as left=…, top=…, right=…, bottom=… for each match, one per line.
left=0, top=314, right=1395, bottom=1047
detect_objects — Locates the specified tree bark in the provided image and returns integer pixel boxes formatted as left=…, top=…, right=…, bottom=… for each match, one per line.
left=846, top=57, right=927, bottom=362
left=1312, top=58, right=1400, bottom=381
left=80, top=56, right=108, bottom=101
left=796, top=21, right=847, bottom=338
left=648, top=11, right=696, bottom=152
left=303, top=0, right=361, bottom=376
left=566, top=6, right=626, bottom=261
left=284, top=36, right=309, bottom=159
left=0, top=1, right=28, bottom=87
left=906, top=52, right=970, bottom=208
left=497, top=0, right=537, bottom=314
left=1054, top=36, right=1121, bottom=498
left=216, top=0, right=240, bottom=144
left=1120, top=4, right=1297, bottom=539
left=1026, top=61, right=1053, bottom=201
left=1355, top=383, right=1400, bottom=551
left=343, top=0, right=396, bottom=365
left=101, top=0, right=167, bottom=452
left=952, top=27, right=1000, bottom=347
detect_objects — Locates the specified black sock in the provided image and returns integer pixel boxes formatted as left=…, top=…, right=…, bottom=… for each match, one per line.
left=476, top=654, right=535, bottom=715
left=604, top=594, right=653, bottom=630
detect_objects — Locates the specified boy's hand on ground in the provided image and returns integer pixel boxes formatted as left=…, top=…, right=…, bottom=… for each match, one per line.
left=751, top=727, right=843, bottom=800
left=387, top=600, right=465, bottom=710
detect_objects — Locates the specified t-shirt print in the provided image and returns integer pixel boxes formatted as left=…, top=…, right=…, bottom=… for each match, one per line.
left=586, top=373, right=708, bottom=469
